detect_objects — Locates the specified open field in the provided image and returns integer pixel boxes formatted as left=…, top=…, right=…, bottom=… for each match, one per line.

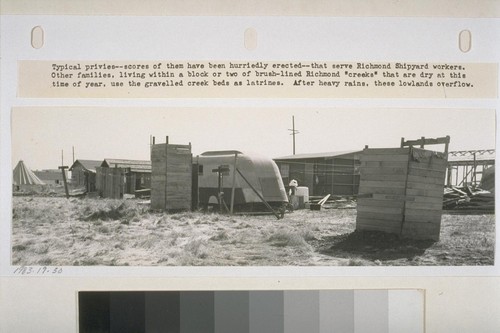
left=11, top=196, right=495, bottom=266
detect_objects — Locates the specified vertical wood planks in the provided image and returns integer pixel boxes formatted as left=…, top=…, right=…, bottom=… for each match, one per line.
left=151, top=143, right=192, bottom=211
left=96, top=166, right=124, bottom=199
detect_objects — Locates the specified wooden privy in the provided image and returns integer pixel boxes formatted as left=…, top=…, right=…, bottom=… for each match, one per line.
left=150, top=140, right=192, bottom=211
left=356, top=136, right=450, bottom=241
left=95, top=166, right=125, bottom=199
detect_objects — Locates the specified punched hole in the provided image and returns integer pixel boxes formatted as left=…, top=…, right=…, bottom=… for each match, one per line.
left=459, top=30, right=471, bottom=53
left=244, top=28, right=257, bottom=51
left=31, top=26, right=44, bottom=49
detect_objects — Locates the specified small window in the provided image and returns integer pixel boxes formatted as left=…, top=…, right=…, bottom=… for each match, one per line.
left=198, top=165, right=204, bottom=175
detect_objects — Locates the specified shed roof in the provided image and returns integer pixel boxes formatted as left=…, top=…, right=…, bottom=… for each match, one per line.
left=69, top=159, right=102, bottom=173
left=101, top=159, right=151, bottom=173
left=274, top=150, right=362, bottom=161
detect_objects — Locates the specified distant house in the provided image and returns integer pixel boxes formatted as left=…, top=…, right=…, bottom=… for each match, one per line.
left=274, top=150, right=362, bottom=196
left=96, top=159, right=151, bottom=198
left=33, top=169, right=65, bottom=186
left=69, top=159, right=101, bottom=192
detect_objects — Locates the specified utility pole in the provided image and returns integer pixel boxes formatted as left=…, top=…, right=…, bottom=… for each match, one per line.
left=59, top=149, right=69, bottom=198
left=288, top=115, right=299, bottom=155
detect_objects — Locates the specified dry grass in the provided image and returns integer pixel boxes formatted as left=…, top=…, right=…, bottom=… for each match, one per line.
left=11, top=196, right=495, bottom=266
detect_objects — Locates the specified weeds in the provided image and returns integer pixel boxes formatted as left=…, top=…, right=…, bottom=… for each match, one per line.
left=184, top=238, right=208, bottom=258
left=11, top=196, right=496, bottom=266
left=78, top=200, right=139, bottom=223
left=38, top=257, right=53, bottom=265
left=347, top=258, right=365, bottom=266
left=210, top=230, right=228, bottom=241
left=171, top=212, right=195, bottom=221
left=166, top=231, right=181, bottom=246
left=33, top=243, right=50, bottom=254
left=97, top=225, right=110, bottom=234
left=74, top=258, right=100, bottom=266
left=12, top=244, right=27, bottom=252
left=267, top=229, right=309, bottom=247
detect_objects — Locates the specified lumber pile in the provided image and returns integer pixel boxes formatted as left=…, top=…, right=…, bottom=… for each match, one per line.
left=443, top=186, right=495, bottom=213
left=309, top=195, right=357, bottom=209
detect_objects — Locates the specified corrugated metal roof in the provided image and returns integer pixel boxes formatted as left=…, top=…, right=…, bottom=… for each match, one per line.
left=274, top=150, right=362, bottom=161
left=101, top=159, right=151, bottom=173
left=69, top=159, right=102, bottom=172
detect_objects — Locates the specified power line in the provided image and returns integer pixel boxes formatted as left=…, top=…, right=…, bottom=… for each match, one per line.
left=288, top=115, right=299, bottom=155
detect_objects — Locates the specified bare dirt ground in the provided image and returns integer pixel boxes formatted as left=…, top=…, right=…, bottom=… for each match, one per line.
left=11, top=196, right=495, bottom=266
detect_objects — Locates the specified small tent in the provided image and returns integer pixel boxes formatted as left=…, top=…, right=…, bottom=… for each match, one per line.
left=13, top=160, right=45, bottom=187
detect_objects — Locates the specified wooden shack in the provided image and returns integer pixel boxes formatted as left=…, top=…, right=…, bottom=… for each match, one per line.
left=151, top=142, right=192, bottom=211
left=95, top=166, right=125, bottom=199
left=356, top=136, right=449, bottom=241
left=33, top=169, right=65, bottom=186
left=96, top=159, right=151, bottom=198
left=69, top=159, right=101, bottom=192
left=274, top=151, right=362, bottom=196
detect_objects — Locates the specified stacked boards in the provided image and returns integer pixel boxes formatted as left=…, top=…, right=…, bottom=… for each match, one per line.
left=357, top=147, right=447, bottom=241
left=151, top=143, right=192, bottom=211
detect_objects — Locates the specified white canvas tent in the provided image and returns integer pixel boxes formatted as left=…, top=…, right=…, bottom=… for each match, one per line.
left=13, top=160, right=45, bottom=186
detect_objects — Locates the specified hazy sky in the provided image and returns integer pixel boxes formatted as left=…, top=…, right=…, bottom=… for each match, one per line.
left=11, top=107, right=496, bottom=171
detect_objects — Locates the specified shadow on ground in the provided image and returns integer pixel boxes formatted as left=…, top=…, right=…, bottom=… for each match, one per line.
left=313, top=230, right=435, bottom=262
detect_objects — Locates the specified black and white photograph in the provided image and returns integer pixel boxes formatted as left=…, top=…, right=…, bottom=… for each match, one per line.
left=2, top=4, right=500, bottom=332
left=11, top=107, right=495, bottom=267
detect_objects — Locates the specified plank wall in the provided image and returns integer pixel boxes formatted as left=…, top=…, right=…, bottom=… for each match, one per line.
left=151, top=144, right=192, bottom=211
left=357, top=148, right=409, bottom=235
left=401, top=149, right=447, bottom=240
left=356, top=147, right=447, bottom=241
left=96, top=167, right=124, bottom=199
